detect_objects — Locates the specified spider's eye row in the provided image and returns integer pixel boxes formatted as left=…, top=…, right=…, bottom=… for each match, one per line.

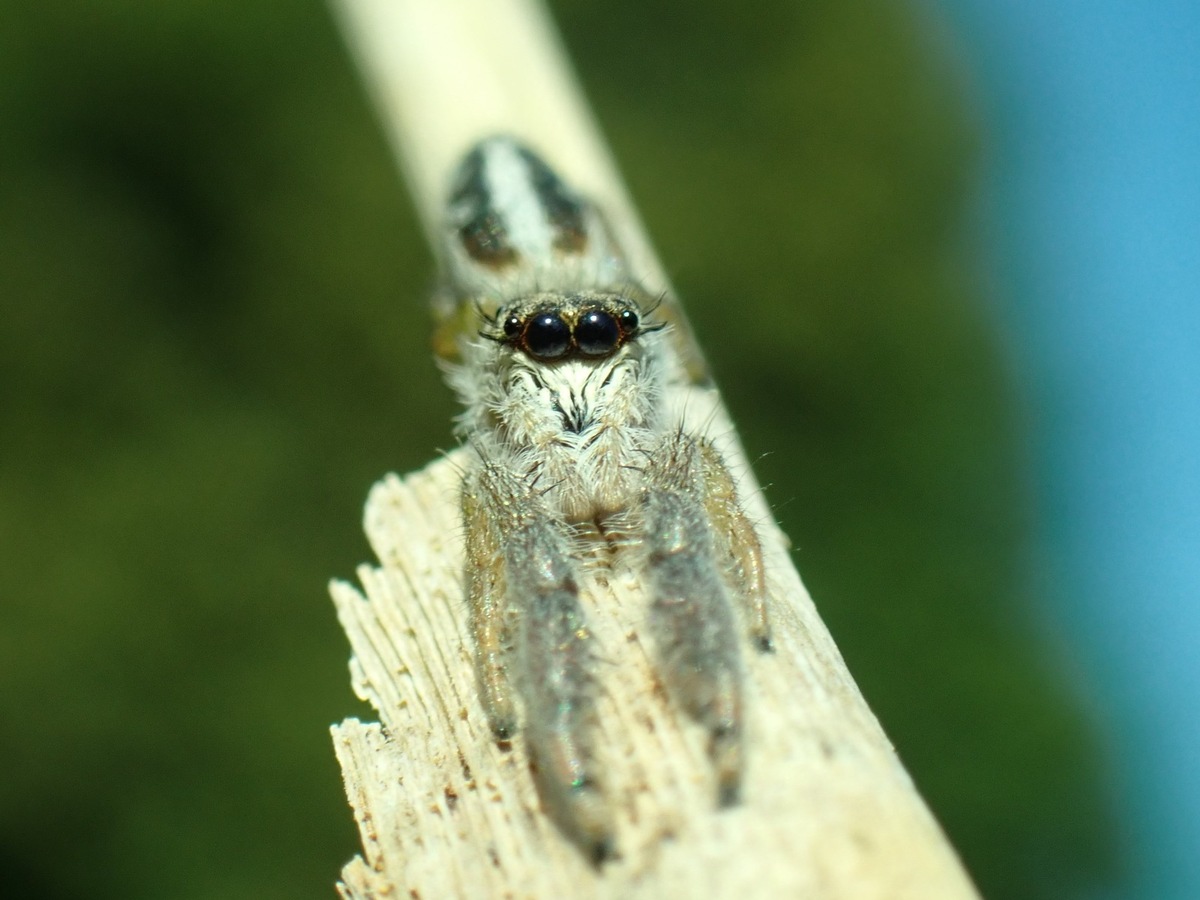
left=524, top=312, right=572, bottom=360
left=575, top=309, right=620, bottom=357
left=501, top=305, right=643, bottom=359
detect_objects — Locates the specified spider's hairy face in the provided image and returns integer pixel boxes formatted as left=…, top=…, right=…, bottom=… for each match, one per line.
left=453, top=289, right=667, bottom=521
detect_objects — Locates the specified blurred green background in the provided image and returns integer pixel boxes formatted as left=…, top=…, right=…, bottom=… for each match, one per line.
left=0, top=0, right=1124, bottom=897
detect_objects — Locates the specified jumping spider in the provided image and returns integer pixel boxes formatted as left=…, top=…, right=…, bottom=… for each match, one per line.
left=433, top=136, right=772, bottom=861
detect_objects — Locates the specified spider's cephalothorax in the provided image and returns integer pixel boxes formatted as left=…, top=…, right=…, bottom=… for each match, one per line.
left=437, top=136, right=772, bottom=862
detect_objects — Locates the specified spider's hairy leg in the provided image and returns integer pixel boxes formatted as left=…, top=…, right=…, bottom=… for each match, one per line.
left=464, top=460, right=613, bottom=861
left=462, top=474, right=517, bottom=738
left=697, top=441, right=773, bottom=651
left=640, top=432, right=748, bottom=806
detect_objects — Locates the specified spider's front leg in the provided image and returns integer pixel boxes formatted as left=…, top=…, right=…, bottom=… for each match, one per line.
left=462, top=459, right=613, bottom=861
left=640, top=430, right=773, bottom=805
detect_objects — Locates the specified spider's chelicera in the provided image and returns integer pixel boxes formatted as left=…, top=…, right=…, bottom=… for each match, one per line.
left=434, top=136, right=773, bottom=863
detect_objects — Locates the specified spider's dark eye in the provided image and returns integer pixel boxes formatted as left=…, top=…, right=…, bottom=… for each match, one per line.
left=574, top=309, right=620, bottom=357
left=617, top=309, right=639, bottom=334
left=502, top=314, right=522, bottom=339
left=524, top=312, right=571, bottom=359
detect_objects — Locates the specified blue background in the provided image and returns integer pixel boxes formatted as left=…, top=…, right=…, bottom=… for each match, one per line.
left=939, top=1, right=1200, bottom=896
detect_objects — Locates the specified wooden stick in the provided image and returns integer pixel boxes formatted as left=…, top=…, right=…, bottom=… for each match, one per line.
left=328, top=1, right=979, bottom=896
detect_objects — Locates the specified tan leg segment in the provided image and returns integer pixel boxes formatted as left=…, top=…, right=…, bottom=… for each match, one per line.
left=462, top=474, right=517, bottom=738
left=698, top=441, right=773, bottom=651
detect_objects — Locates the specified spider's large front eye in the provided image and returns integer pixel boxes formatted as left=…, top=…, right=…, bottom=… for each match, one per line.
left=524, top=312, right=571, bottom=359
left=574, top=309, right=620, bottom=357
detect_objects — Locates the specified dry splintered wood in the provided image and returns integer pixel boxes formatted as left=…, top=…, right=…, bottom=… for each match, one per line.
left=329, top=388, right=978, bottom=899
